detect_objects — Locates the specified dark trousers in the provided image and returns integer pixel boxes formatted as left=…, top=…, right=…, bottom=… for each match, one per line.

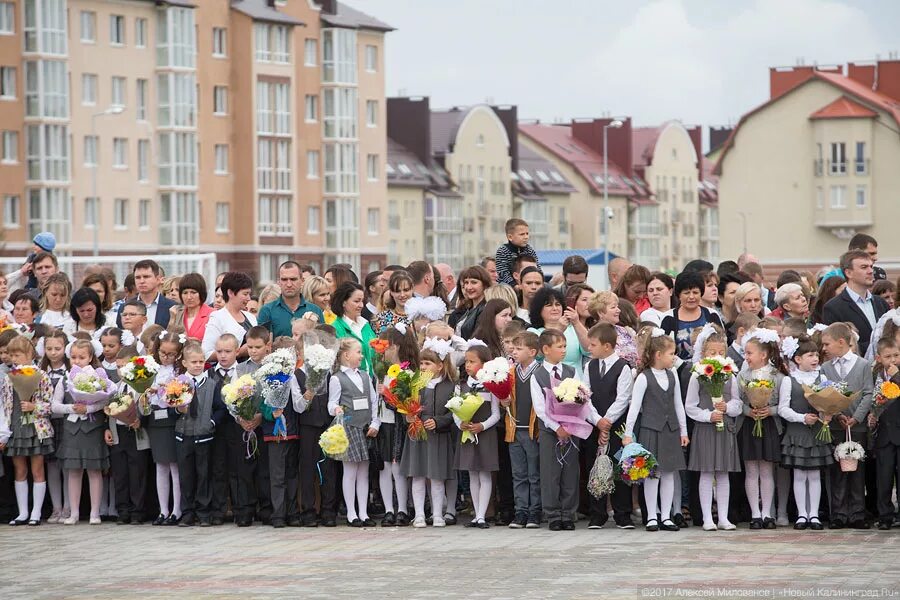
left=176, top=436, right=213, bottom=520
left=225, top=420, right=272, bottom=521
left=539, top=428, right=580, bottom=522
left=581, top=429, right=632, bottom=521
left=495, top=430, right=515, bottom=518
left=865, top=434, right=878, bottom=517
left=210, top=427, right=229, bottom=519
left=109, top=426, right=150, bottom=520
left=298, top=424, right=339, bottom=520
left=875, top=443, right=900, bottom=521
left=829, top=431, right=866, bottom=522
left=267, top=439, right=300, bottom=522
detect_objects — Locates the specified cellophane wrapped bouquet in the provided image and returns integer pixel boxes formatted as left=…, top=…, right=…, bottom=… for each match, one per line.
left=691, top=356, right=737, bottom=432
left=445, top=393, right=484, bottom=443
left=744, top=378, right=775, bottom=437
left=383, top=362, right=432, bottom=441
left=544, top=377, right=594, bottom=440
left=255, top=348, right=296, bottom=437
left=118, top=356, right=160, bottom=415
left=304, top=331, right=339, bottom=394
left=67, top=365, right=116, bottom=414
left=160, top=374, right=194, bottom=409
left=803, top=380, right=859, bottom=443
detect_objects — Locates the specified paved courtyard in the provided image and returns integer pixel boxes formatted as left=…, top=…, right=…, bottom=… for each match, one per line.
left=3, top=522, right=899, bottom=599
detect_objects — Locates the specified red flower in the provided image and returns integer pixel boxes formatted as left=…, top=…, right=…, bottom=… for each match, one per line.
left=703, top=364, right=715, bottom=377
left=722, top=364, right=733, bottom=373
left=134, top=358, right=145, bottom=366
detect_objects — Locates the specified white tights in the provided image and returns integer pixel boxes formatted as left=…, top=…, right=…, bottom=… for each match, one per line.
left=699, top=471, right=733, bottom=527
left=644, top=470, right=675, bottom=522
left=68, top=469, right=103, bottom=519
left=467, top=470, right=492, bottom=521
left=342, top=461, right=370, bottom=521
left=411, top=477, right=446, bottom=520
left=155, top=462, right=182, bottom=518
left=744, top=460, right=775, bottom=519
left=379, top=461, right=408, bottom=515
left=792, top=469, right=821, bottom=519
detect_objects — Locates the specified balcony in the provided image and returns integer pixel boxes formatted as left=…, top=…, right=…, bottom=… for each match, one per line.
left=699, top=224, right=720, bottom=240
left=828, top=160, right=847, bottom=176
left=629, top=222, right=660, bottom=237
left=855, top=159, right=869, bottom=175
left=813, top=158, right=823, bottom=177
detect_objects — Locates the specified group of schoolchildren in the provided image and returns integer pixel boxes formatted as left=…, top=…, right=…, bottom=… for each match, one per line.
left=3, top=299, right=899, bottom=534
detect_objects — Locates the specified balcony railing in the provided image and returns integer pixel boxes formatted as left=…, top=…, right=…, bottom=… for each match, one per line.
left=813, top=158, right=823, bottom=177
left=855, top=159, right=869, bottom=175
left=629, top=222, right=660, bottom=237
left=828, top=160, right=847, bottom=175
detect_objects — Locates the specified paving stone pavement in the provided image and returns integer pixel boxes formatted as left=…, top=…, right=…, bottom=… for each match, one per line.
left=2, top=521, right=899, bottom=599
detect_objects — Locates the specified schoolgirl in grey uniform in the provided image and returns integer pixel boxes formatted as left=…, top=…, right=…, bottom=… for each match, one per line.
left=38, top=329, right=70, bottom=523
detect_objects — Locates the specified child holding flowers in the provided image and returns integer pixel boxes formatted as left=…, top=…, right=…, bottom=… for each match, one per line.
left=53, top=339, right=111, bottom=525
left=779, top=335, right=831, bottom=530
left=98, top=327, right=132, bottom=381
left=328, top=337, right=380, bottom=527
left=452, top=342, right=501, bottom=529
left=38, top=329, right=70, bottom=523
left=737, top=329, right=787, bottom=530
left=3, top=335, right=54, bottom=526
left=149, top=331, right=185, bottom=526
left=622, top=329, right=689, bottom=532
left=870, top=337, right=900, bottom=529
left=684, top=324, right=741, bottom=531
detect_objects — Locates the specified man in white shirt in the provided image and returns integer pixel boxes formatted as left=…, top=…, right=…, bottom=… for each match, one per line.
left=117, top=259, right=176, bottom=331
left=823, top=250, right=888, bottom=357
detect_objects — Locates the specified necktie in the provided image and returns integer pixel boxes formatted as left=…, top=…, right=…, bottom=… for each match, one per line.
left=220, top=369, right=231, bottom=384
left=599, top=360, right=607, bottom=379
left=839, top=359, right=847, bottom=380
left=552, top=366, right=560, bottom=381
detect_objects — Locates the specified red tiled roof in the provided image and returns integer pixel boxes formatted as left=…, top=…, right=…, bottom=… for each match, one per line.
left=518, top=123, right=639, bottom=198
left=631, top=126, right=661, bottom=168
left=715, top=70, right=900, bottom=175
left=809, top=95, right=878, bottom=120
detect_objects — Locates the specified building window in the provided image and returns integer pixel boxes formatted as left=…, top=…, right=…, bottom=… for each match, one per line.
left=159, top=192, right=199, bottom=247
left=304, top=38, right=317, bottom=66
left=114, top=198, right=128, bottom=229
left=4, top=195, right=19, bottom=228
left=80, top=11, right=96, bottom=43
left=0, top=66, right=15, bottom=99
left=138, top=198, right=150, bottom=229
left=215, top=202, right=229, bottom=233
left=1, top=130, right=17, bottom=163
left=83, top=135, right=98, bottom=166
left=212, top=27, right=227, bottom=57
left=135, top=17, right=147, bottom=47
left=830, top=185, right=846, bottom=209
left=323, top=142, right=358, bottom=194
left=136, top=78, right=147, bottom=120
left=856, top=185, right=867, bottom=208
left=322, top=28, right=357, bottom=84
left=213, top=86, right=227, bottom=115
left=257, top=196, right=292, bottom=236
left=305, top=94, right=318, bottom=122
left=85, top=197, right=99, bottom=228
left=325, top=197, right=359, bottom=258
left=366, top=100, right=377, bottom=127
left=0, top=3, right=14, bottom=35
left=256, top=139, right=291, bottom=192
left=255, top=24, right=290, bottom=63
left=137, top=139, right=149, bottom=182
left=112, top=138, right=127, bottom=168
left=322, top=87, right=358, bottom=139
left=214, top=144, right=228, bottom=174
left=111, top=76, right=126, bottom=107
left=82, top=73, right=97, bottom=105
left=307, top=205, right=320, bottom=234
left=307, top=150, right=319, bottom=179
left=256, top=80, right=290, bottom=135
left=366, top=154, right=378, bottom=181
left=830, top=142, right=846, bottom=175
left=855, top=141, right=867, bottom=174
left=110, top=15, right=125, bottom=46
left=367, top=207, right=380, bottom=235
left=365, top=45, right=377, bottom=72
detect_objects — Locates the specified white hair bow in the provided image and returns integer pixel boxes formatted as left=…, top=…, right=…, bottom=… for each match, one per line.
left=65, top=339, right=103, bottom=359
left=465, top=338, right=488, bottom=350
left=690, top=323, right=719, bottom=365
left=806, top=324, right=828, bottom=336
left=404, top=296, right=447, bottom=322
left=892, top=314, right=900, bottom=327
left=423, top=336, right=453, bottom=360
left=36, top=333, right=72, bottom=358
left=394, top=321, right=408, bottom=335
left=742, top=328, right=780, bottom=347
left=781, top=336, right=800, bottom=360
left=650, top=327, right=666, bottom=338
left=121, top=330, right=136, bottom=346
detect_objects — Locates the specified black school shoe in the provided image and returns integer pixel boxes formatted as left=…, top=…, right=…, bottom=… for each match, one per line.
left=672, top=513, right=687, bottom=528
left=443, top=514, right=457, bottom=526
left=808, top=518, right=824, bottom=531
left=660, top=519, right=680, bottom=532
left=361, top=518, right=376, bottom=527
left=588, top=516, right=607, bottom=529
left=178, top=515, right=197, bottom=527
left=829, top=518, right=846, bottom=530
left=749, top=518, right=763, bottom=530
left=319, top=517, right=336, bottom=527
left=645, top=519, right=659, bottom=532
left=877, top=520, right=892, bottom=531
left=271, top=519, right=286, bottom=528
left=164, top=514, right=181, bottom=526
left=117, top=515, right=131, bottom=525
left=395, top=512, right=410, bottom=527
left=349, top=518, right=363, bottom=527
left=561, top=520, right=575, bottom=531
left=509, top=513, right=527, bottom=529
left=850, top=520, right=870, bottom=530
left=152, top=514, right=167, bottom=526
left=381, top=511, right=396, bottom=526
left=794, top=517, right=809, bottom=530
left=615, top=516, right=636, bottom=530
left=763, top=517, right=776, bottom=530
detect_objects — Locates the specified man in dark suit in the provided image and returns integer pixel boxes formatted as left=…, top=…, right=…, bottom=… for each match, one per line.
left=823, top=250, right=889, bottom=358
left=117, top=259, right=177, bottom=330
left=848, top=232, right=886, bottom=281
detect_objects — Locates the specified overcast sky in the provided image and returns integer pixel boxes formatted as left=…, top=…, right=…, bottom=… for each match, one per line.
left=350, top=0, right=899, bottom=133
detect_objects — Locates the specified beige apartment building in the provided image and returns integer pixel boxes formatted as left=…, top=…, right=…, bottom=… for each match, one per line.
left=512, top=144, right=574, bottom=252
left=716, top=60, right=900, bottom=273
left=0, top=0, right=391, bottom=283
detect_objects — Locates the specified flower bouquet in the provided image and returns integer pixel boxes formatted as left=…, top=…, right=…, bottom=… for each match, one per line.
left=222, top=374, right=259, bottom=421
left=104, top=392, right=140, bottom=426
left=692, top=356, right=737, bottom=432
left=873, top=380, right=900, bottom=419
left=617, top=442, right=659, bottom=485
left=476, top=357, right=513, bottom=400
left=587, top=445, right=616, bottom=499
left=255, top=348, right=296, bottom=437
left=67, top=365, right=116, bottom=415
left=160, top=375, right=194, bottom=409
left=319, top=415, right=350, bottom=459
left=369, top=338, right=391, bottom=382
left=446, top=393, right=485, bottom=443
left=383, top=362, right=433, bottom=441
left=305, top=331, right=339, bottom=394
left=119, top=355, right=160, bottom=415
left=833, top=434, right=866, bottom=472
left=803, top=380, right=859, bottom=443
left=8, top=365, right=43, bottom=425
left=743, top=378, right=775, bottom=438
left=543, top=377, right=594, bottom=440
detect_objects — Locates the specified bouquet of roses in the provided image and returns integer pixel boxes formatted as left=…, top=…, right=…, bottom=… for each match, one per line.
left=160, top=375, right=194, bottom=409
left=743, top=378, right=775, bottom=438
left=476, top=357, right=513, bottom=400
left=803, top=379, right=859, bottom=443
left=8, top=365, right=43, bottom=426
left=544, top=377, right=594, bottom=440
left=304, top=331, right=339, bottom=394
left=255, top=348, right=296, bottom=437
left=369, top=338, right=391, bottom=382
left=692, top=356, right=737, bottom=432
left=319, top=416, right=350, bottom=459
left=873, top=380, right=900, bottom=419
left=67, top=365, right=116, bottom=411
left=104, top=392, right=140, bottom=426
left=617, top=442, right=659, bottom=485
left=222, top=374, right=260, bottom=421
left=383, top=362, right=433, bottom=441
left=445, top=393, right=485, bottom=444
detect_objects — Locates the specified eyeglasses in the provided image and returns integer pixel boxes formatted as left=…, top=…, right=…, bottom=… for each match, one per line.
left=159, top=350, right=179, bottom=359
left=121, top=312, right=144, bottom=318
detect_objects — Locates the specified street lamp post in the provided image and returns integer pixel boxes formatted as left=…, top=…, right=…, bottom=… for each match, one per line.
left=90, top=106, right=125, bottom=256
left=602, top=119, right=623, bottom=290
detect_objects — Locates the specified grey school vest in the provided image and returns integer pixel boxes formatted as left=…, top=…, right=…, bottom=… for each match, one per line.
left=175, top=379, right=216, bottom=437
left=640, top=369, right=678, bottom=432
left=533, top=363, right=575, bottom=432
left=336, top=370, right=372, bottom=429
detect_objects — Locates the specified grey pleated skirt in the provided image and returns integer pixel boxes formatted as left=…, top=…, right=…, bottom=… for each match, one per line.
left=400, top=430, right=454, bottom=480
left=6, top=418, right=54, bottom=457
left=638, top=422, right=686, bottom=471
left=688, top=420, right=741, bottom=472
left=56, top=422, right=109, bottom=471
left=781, top=422, right=833, bottom=469
left=148, top=424, right=177, bottom=464
left=453, top=426, right=498, bottom=472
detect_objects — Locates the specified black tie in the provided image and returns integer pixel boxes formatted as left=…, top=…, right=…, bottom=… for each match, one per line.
left=599, top=360, right=607, bottom=379
left=220, top=369, right=231, bottom=384
left=552, top=366, right=560, bottom=381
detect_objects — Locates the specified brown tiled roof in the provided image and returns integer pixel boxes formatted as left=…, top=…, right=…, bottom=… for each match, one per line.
left=631, top=126, right=660, bottom=168
left=387, top=138, right=458, bottom=195
left=809, top=95, right=878, bottom=120
left=429, top=109, right=467, bottom=156
left=514, top=144, right=577, bottom=196
left=320, top=2, right=394, bottom=32
left=231, top=0, right=305, bottom=25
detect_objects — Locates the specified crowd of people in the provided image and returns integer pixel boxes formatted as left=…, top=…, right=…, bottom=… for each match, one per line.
left=0, top=221, right=898, bottom=533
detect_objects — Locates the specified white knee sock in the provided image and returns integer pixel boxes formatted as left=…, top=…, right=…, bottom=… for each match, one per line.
left=793, top=470, right=809, bottom=519
left=88, top=470, right=103, bottom=520
left=430, top=480, right=446, bottom=520
left=699, top=472, right=715, bottom=526
left=411, top=477, right=427, bottom=519
left=379, top=465, right=395, bottom=514
left=468, top=470, right=481, bottom=522
left=759, top=461, right=775, bottom=519
left=476, top=471, right=492, bottom=521
left=169, top=462, right=182, bottom=518
left=808, top=470, right=822, bottom=518
left=715, top=472, right=732, bottom=527
left=776, top=466, right=790, bottom=519
left=659, top=471, right=675, bottom=521
left=13, top=480, right=29, bottom=521
left=643, top=477, right=659, bottom=522
left=30, top=481, right=46, bottom=521
left=155, top=464, right=170, bottom=517
left=342, top=462, right=360, bottom=521
left=47, top=461, right=63, bottom=512
left=356, top=461, right=370, bottom=520
left=444, top=477, right=457, bottom=516
left=744, top=460, right=761, bottom=518
left=68, top=470, right=83, bottom=518
left=392, top=462, right=408, bottom=514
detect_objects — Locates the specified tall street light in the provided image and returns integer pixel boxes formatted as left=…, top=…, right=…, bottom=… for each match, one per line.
left=90, top=106, right=125, bottom=256
left=603, top=119, right=623, bottom=290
